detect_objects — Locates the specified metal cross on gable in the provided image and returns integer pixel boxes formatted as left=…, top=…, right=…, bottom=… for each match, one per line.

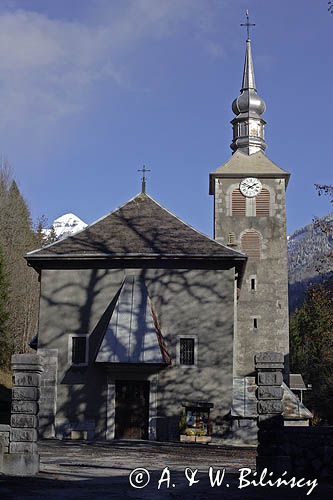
left=241, top=9, right=255, bottom=40
left=138, top=165, right=151, bottom=194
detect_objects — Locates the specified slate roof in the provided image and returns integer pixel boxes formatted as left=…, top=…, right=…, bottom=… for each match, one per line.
left=27, top=193, right=246, bottom=261
left=209, top=150, right=290, bottom=193
left=215, top=150, right=289, bottom=175
left=95, top=276, right=171, bottom=365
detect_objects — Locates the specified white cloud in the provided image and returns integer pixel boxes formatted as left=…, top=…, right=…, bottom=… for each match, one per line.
left=0, top=9, right=121, bottom=127
left=0, top=1, right=226, bottom=132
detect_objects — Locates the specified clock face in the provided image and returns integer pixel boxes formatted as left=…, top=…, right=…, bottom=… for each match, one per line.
left=239, top=177, right=262, bottom=198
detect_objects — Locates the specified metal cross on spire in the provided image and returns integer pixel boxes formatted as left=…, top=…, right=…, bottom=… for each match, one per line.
left=138, top=165, right=151, bottom=194
left=241, top=10, right=255, bottom=40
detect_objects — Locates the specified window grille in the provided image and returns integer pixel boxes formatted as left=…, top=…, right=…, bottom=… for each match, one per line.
left=241, top=230, right=261, bottom=260
left=72, top=336, right=87, bottom=365
left=256, top=188, right=270, bottom=216
left=231, top=188, right=246, bottom=216
left=228, top=232, right=236, bottom=245
left=180, top=338, right=195, bottom=365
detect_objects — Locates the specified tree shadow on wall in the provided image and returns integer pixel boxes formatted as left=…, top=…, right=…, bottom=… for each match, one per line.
left=37, top=201, right=241, bottom=441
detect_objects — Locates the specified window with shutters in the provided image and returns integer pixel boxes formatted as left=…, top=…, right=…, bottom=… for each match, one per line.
left=241, top=230, right=261, bottom=260
left=255, top=188, right=271, bottom=216
left=69, top=335, right=88, bottom=366
left=231, top=188, right=246, bottom=216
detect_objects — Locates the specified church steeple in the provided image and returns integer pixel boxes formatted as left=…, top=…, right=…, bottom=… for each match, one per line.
left=241, top=38, right=256, bottom=91
left=230, top=12, right=267, bottom=155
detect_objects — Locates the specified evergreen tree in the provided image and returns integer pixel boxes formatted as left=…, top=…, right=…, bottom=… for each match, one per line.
left=0, top=245, right=10, bottom=367
left=290, top=284, right=333, bottom=423
left=0, top=166, right=40, bottom=354
left=47, top=225, right=58, bottom=244
left=35, top=215, right=49, bottom=247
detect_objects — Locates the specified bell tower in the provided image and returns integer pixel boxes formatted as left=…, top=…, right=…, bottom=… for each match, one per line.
left=209, top=14, right=291, bottom=423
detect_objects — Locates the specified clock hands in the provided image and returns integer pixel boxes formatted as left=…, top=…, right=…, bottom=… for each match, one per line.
left=240, top=178, right=262, bottom=197
left=242, top=179, right=257, bottom=188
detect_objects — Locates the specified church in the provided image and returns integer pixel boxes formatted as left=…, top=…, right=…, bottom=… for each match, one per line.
left=26, top=20, right=311, bottom=443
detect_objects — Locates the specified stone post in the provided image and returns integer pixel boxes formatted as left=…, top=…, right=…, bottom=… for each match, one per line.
left=2, top=354, right=43, bottom=476
left=255, top=351, right=290, bottom=474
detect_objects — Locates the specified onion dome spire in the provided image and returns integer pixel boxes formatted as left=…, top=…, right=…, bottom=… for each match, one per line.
left=230, top=11, right=267, bottom=155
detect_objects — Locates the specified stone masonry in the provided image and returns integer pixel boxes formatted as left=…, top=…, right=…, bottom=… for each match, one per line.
left=255, top=351, right=290, bottom=474
left=1, top=353, right=43, bottom=476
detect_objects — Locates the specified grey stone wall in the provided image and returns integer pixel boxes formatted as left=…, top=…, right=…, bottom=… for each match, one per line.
left=37, top=349, right=58, bottom=438
left=213, top=176, right=289, bottom=379
left=147, top=267, right=235, bottom=434
left=38, top=266, right=235, bottom=440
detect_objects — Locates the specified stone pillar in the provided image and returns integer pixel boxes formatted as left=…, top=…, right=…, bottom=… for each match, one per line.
left=2, top=354, right=43, bottom=476
left=255, top=351, right=290, bottom=474
left=0, top=425, right=10, bottom=454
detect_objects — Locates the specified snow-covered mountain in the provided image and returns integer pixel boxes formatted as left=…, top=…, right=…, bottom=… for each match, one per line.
left=288, top=214, right=333, bottom=284
left=288, top=213, right=332, bottom=311
left=45, top=213, right=87, bottom=240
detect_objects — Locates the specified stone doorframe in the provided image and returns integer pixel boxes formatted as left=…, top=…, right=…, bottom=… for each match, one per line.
left=106, top=374, right=158, bottom=440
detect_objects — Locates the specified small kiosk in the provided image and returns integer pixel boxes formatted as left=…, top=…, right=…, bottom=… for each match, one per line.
left=180, top=401, right=214, bottom=443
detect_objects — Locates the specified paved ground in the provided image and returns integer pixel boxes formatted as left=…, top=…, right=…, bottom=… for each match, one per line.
left=0, top=440, right=331, bottom=499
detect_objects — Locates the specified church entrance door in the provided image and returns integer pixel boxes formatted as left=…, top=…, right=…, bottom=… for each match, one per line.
left=115, top=380, right=149, bottom=439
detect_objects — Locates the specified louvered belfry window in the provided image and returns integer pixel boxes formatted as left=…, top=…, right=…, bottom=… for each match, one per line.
left=231, top=188, right=246, bottom=216
left=241, top=230, right=261, bottom=260
left=180, top=338, right=195, bottom=365
left=255, top=188, right=270, bottom=216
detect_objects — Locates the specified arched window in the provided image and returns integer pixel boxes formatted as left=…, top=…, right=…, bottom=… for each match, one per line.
left=241, top=229, right=261, bottom=260
left=231, top=188, right=246, bottom=216
left=255, top=188, right=270, bottom=216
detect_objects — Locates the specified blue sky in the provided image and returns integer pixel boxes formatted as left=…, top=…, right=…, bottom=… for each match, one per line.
left=0, top=0, right=331, bottom=236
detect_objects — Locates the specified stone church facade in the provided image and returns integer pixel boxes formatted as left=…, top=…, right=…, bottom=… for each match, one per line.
left=26, top=30, right=310, bottom=442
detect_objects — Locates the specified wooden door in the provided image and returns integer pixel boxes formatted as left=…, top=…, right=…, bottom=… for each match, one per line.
left=115, top=381, right=149, bottom=439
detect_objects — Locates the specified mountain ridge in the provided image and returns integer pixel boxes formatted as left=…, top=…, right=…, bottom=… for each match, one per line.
left=288, top=213, right=332, bottom=311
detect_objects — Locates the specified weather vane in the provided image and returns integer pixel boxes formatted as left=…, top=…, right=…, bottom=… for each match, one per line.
left=138, top=165, right=151, bottom=193
left=241, top=9, right=255, bottom=40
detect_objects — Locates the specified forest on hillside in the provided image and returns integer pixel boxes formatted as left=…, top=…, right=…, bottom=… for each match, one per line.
left=289, top=185, right=333, bottom=423
left=0, top=163, right=50, bottom=370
